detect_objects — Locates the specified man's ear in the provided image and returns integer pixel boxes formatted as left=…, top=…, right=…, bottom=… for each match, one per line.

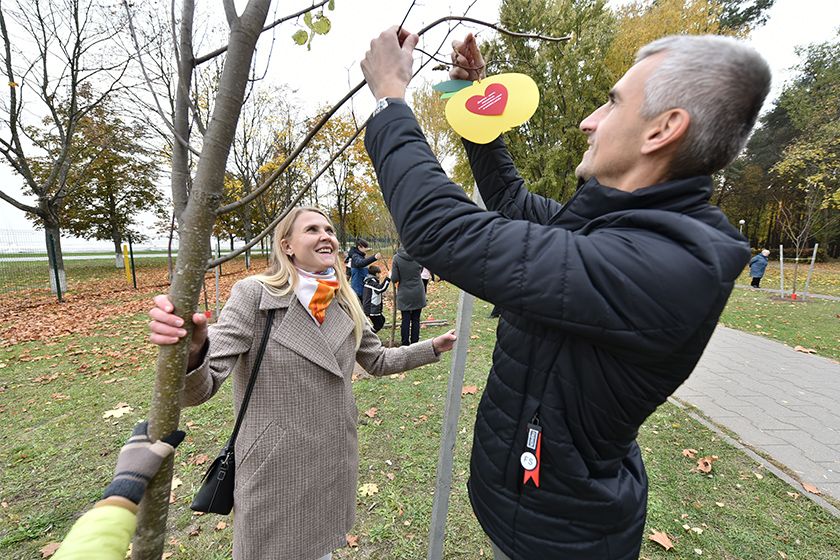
left=641, top=108, right=690, bottom=155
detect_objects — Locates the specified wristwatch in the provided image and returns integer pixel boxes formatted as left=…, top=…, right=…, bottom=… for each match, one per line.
left=372, top=97, right=405, bottom=117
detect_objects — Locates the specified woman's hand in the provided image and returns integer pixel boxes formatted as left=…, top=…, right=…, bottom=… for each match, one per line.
left=432, top=329, right=457, bottom=355
left=148, top=295, right=208, bottom=367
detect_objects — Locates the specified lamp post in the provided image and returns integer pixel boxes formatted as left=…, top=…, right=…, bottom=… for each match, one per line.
left=738, top=219, right=745, bottom=235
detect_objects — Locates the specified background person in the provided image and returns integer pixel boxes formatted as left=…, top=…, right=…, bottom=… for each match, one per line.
left=749, top=248, right=771, bottom=288
left=148, top=207, right=455, bottom=560
left=348, top=238, right=381, bottom=300
left=391, top=245, right=426, bottom=346
left=362, top=264, right=391, bottom=332
left=361, top=28, right=769, bottom=559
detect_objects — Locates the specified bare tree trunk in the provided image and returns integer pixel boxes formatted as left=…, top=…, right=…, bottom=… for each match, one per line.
left=44, top=225, right=67, bottom=294
left=131, top=1, right=272, bottom=558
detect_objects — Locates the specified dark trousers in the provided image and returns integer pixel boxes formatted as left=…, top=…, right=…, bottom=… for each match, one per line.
left=400, top=309, right=421, bottom=346
left=369, top=314, right=386, bottom=333
left=751, top=276, right=761, bottom=288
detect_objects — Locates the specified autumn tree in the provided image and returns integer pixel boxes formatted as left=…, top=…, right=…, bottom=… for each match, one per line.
left=476, top=0, right=616, bottom=202
left=55, top=101, right=166, bottom=266
left=0, top=0, right=129, bottom=292
left=310, top=109, right=373, bottom=244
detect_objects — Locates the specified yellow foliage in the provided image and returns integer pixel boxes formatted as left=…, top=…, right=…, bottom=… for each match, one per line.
left=605, top=0, right=733, bottom=80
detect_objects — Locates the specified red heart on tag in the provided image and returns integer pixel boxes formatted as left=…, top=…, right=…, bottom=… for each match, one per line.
left=465, top=83, right=508, bottom=116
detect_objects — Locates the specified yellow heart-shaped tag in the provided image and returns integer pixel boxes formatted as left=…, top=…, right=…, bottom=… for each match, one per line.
left=444, top=73, right=540, bottom=144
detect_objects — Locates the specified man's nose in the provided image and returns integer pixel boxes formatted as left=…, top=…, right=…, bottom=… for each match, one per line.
left=579, top=104, right=604, bottom=134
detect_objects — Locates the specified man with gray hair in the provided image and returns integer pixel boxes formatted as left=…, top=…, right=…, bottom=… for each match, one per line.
left=361, top=29, right=770, bottom=559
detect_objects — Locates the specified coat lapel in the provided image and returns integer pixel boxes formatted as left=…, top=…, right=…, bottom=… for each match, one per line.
left=259, top=285, right=352, bottom=378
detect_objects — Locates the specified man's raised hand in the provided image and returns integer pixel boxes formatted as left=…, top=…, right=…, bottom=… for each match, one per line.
left=450, top=33, right=486, bottom=82
left=361, top=26, right=419, bottom=100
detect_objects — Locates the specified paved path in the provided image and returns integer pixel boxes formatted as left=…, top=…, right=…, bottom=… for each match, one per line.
left=675, top=326, right=840, bottom=502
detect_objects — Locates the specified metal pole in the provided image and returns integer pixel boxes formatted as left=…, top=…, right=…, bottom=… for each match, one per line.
left=46, top=232, right=62, bottom=303
left=426, top=291, right=473, bottom=560
left=427, top=189, right=485, bottom=560
left=778, top=244, right=784, bottom=298
left=215, top=239, right=221, bottom=320
left=803, top=243, right=818, bottom=300
left=128, top=235, right=137, bottom=289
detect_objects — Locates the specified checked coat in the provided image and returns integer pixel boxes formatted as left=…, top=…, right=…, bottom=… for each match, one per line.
left=182, top=277, right=438, bottom=560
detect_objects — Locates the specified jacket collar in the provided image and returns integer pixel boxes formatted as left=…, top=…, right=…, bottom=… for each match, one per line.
left=550, top=175, right=714, bottom=229
left=256, top=281, right=354, bottom=377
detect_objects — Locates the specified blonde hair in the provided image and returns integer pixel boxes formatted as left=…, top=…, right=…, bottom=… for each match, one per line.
left=253, top=207, right=368, bottom=348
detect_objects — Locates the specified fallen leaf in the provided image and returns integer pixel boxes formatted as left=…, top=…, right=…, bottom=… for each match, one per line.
left=346, top=534, right=359, bottom=548
left=682, top=448, right=698, bottom=459
left=691, top=527, right=703, bottom=534
left=802, top=482, right=821, bottom=495
left=778, top=551, right=788, bottom=559
left=190, top=454, right=209, bottom=466
left=693, top=456, right=716, bottom=473
left=171, top=477, right=182, bottom=491
left=462, top=385, right=478, bottom=396
left=169, top=492, right=177, bottom=504
left=694, top=549, right=703, bottom=555
left=162, top=553, right=174, bottom=559
left=40, top=542, right=61, bottom=558
left=793, top=345, right=817, bottom=354
left=215, top=521, right=227, bottom=531
left=715, top=501, right=725, bottom=507
left=648, top=531, right=674, bottom=550
left=754, top=472, right=764, bottom=480
left=386, top=472, right=395, bottom=480
left=785, top=491, right=800, bottom=500
left=364, top=407, right=378, bottom=418
left=188, top=524, right=201, bottom=537
left=102, top=402, right=133, bottom=419
left=358, top=483, right=379, bottom=497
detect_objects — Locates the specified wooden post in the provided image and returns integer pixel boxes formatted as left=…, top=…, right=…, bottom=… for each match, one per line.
left=803, top=243, right=818, bottom=300
left=427, top=189, right=485, bottom=560
left=779, top=244, right=784, bottom=298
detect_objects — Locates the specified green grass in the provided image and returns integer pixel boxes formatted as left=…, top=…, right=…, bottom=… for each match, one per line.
left=736, top=261, right=840, bottom=297
left=1, top=279, right=838, bottom=559
left=721, top=287, right=840, bottom=360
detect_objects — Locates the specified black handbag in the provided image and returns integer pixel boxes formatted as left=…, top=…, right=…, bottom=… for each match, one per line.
left=190, top=308, right=276, bottom=514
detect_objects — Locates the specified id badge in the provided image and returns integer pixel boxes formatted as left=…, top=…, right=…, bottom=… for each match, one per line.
left=521, top=422, right=542, bottom=487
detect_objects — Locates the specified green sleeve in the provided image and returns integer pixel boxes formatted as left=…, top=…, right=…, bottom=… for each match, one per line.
left=53, top=505, right=136, bottom=560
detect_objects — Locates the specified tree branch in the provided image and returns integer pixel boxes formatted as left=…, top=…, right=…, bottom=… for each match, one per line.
left=217, top=15, right=568, bottom=216
left=222, top=0, right=239, bottom=27
left=120, top=0, right=201, bottom=157
left=209, top=122, right=367, bottom=267
left=193, top=0, right=330, bottom=65
left=0, top=188, right=40, bottom=215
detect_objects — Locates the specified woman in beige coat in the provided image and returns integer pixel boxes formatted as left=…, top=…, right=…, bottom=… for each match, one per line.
left=149, top=207, right=456, bottom=560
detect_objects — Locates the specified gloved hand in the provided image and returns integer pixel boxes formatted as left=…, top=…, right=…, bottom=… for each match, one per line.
left=102, top=421, right=186, bottom=505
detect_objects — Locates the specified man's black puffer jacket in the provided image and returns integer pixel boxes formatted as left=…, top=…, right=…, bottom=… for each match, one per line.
left=365, top=101, right=749, bottom=559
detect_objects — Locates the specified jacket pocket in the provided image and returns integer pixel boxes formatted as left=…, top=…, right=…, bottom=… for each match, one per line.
left=236, top=421, right=286, bottom=489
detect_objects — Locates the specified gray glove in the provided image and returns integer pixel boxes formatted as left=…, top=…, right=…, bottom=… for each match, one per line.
left=102, top=421, right=186, bottom=504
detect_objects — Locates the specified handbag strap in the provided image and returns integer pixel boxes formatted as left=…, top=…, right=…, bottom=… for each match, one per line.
left=227, top=307, right=276, bottom=448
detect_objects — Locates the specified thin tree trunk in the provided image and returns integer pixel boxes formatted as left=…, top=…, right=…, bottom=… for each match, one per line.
left=131, top=1, right=272, bottom=557
left=44, top=224, right=67, bottom=294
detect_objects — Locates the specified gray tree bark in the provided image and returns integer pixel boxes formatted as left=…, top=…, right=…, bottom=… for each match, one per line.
left=131, top=1, right=272, bottom=558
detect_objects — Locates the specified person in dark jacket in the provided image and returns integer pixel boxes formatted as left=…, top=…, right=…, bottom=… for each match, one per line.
left=348, top=238, right=381, bottom=299
left=749, top=249, right=771, bottom=288
left=391, top=246, right=426, bottom=345
left=363, top=264, right=391, bottom=332
left=361, top=29, right=769, bottom=560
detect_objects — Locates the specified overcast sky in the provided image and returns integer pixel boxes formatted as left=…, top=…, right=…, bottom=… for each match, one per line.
left=1, top=0, right=837, bottom=246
